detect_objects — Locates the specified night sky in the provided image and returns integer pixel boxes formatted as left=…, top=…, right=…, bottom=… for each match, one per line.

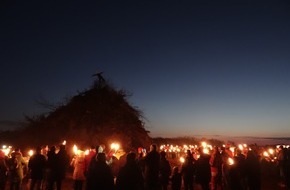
left=1, top=1, right=290, bottom=139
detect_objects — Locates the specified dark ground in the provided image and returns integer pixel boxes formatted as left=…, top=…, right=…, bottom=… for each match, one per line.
left=5, top=161, right=287, bottom=190
left=10, top=171, right=286, bottom=190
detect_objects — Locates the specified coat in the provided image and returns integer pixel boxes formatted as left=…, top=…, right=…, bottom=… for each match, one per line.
left=71, top=156, right=86, bottom=181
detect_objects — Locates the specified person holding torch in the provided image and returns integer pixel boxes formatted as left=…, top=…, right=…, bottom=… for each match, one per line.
left=70, top=150, right=86, bottom=190
left=28, top=146, right=47, bottom=190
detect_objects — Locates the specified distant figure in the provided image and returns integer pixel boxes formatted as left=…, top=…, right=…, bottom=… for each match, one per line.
left=109, top=155, right=120, bottom=178
left=195, top=148, right=211, bottom=190
left=221, top=146, right=232, bottom=189
left=92, top=72, right=106, bottom=83
left=71, top=151, right=86, bottom=190
left=144, top=144, right=161, bottom=190
left=84, top=146, right=96, bottom=177
left=136, top=150, right=146, bottom=177
left=85, top=144, right=103, bottom=184
left=7, top=148, right=27, bottom=190
left=116, top=152, right=144, bottom=190
left=277, top=145, right=287, bottom=186
left=286, top=147, right=290, bottom=189
left=171, top=166, right=182, bottom=190
left=159, top=151, right=171, bottom=190
left=209, top=147, right=223, bottom=190
left=181, top=150, right=195, bottom=190
left=236, top=149, right=247, bottom=190
left=86, top=153, right=114, bottom=190
left=28, top=146, right=47, bottom=190
left=55, top=145, right=70, bottom=190
left=228, top=156, right=242, bottom=190
left=0, top=150, right=8, bottom=190
left=46, top=146, right=58, bottom=190
left=245, top=150, right=261, bottom=190
left=92, top=71, right=106, bottom=88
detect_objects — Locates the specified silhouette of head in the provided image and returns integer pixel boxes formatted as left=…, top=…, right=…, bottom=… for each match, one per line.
left=150, top=144, right=157, bottom=152
left=35, top=146, right=42, bottom=154
left=59, top=144, right=66, bottom=151
left=50, top=146, right=56, bottom=152
left=160, top=151, right=166, bottom=158
left=126, top=152, right=136, bottom=163
left=97, top=152, right=106, bottom=162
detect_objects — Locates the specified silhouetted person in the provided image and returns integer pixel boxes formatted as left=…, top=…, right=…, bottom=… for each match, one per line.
left=92, top=71, right=106, bottom=88
left=245, top=150, right=261, bottom=190
left=86, top=153, right=114, bottom=190
left=55, top=145, right=69, bottom=190
left=71, top=151, right=86, bottom=190
left=286, top=147, right=290, bottom=189
left=236, top=149, right=247, bottom=190
left=171, top=166, right=182, bottom=190
left=181, top=150, right=195, bottom=190
left=277, top=145, right=287, bottom=186
left=116, top=152, right=144, bottom=190
left=0, top=151, right=8, bottom=190
left=137, top=151, right=146, bottom=177
left=8, top=148, right=27, bottom=190
left=144, top=144, right=161, bottom=190
left=84, top=146, right=96, bottom=177
left=195, top=149, right=211, bottom=190
left=159, top=151, right=171, bottom=190
left=221, top=146, right=232, bottom=190
left=28, top=146, right=47, bottom=190
left=228, top=156, right=242, bottom=190
left=209, top=147, right=223, bottom=190
left=109, top=155, right=120, bottom=178
left=86, top=145, right=100, bottom=177
left=92, top=71, right=105, bottom=83
left=46, top=146, right=58, bottom=190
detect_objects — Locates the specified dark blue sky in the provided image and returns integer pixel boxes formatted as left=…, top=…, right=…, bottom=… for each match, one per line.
left=1, top=1, right=290, bottom=138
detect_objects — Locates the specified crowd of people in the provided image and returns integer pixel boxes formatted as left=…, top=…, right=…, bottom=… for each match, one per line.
left=61, top=143, right=290, bottom=190
left=0, top=145, right=70, bottom=190
left=0, top=143, right=290, bottom=190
